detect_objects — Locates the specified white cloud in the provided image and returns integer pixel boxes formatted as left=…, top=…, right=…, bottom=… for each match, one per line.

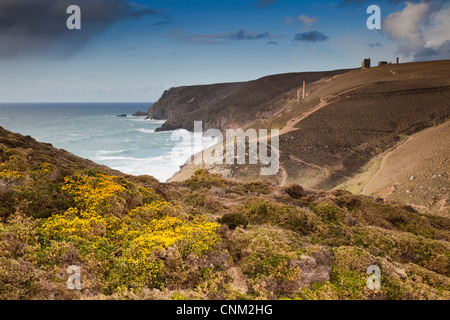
left=383, top=1, right=450, bottom=61
left=424, top=7, right=450, bottom=48
left=384, top=1, right=432, bottom=50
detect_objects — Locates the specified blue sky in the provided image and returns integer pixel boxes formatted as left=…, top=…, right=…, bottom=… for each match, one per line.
left=0, top=0, right=448, bottom=102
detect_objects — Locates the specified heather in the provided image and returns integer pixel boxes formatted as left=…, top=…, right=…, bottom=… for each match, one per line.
left=0, top=140, right=449, bottom=300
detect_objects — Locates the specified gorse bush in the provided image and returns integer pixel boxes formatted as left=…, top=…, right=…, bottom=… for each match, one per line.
left=241, top=197, right=322, bottom=235
left=0, top=169, right=24, bottom=181
left=33, top=169, right=222, bottom=291
left=309, top=201, right=348, bottom=224
left=112, top=215, right=220, bottom=288
left=219, top=212, right=249, bottom=230
left=31, top=162, right=56, bottom=179
left=0, top=154, right=28, bottom=173
left=227, top=226, right=303, bottom=298
left=184, top=169, right=228, bottom=189
left=61, top=171, right=127, bottom=215
left=0, top=150, right=28, bottom=183
left=0, top=139, right=449, bottom=300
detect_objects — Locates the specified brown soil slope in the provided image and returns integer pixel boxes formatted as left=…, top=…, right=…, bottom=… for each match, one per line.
left=344, top=121, right=449, bottom=213
left=148, top=69, right=351, bottom=132
left=168, top=60, right=450, bottom=212
left=275, top=60, right=450, bottom=189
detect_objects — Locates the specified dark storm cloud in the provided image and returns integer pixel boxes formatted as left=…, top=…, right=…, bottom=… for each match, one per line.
left=0, top=0, right=158, bottom=58
left=414, top=40, right=450, bottom=61
left=293, top=31, right=329, bottom=42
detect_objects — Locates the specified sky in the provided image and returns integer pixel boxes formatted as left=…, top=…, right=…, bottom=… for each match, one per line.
left=0, top=0, right=449, bottom=102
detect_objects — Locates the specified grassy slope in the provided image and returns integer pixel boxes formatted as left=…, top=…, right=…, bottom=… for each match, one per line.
left=0, top=127, right=449, bottom=300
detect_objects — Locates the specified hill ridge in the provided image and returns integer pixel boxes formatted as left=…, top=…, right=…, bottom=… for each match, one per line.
left=165, top=60, right=450, bottom=213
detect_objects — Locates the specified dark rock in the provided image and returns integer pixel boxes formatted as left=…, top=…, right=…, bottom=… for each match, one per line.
left=132, top=111, right=148, bottom=117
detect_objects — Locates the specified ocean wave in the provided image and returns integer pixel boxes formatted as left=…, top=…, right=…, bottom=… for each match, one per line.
left=68, top=133, right=87, bottom=137
left=94, top=153, right=181, bottom=182
left=134, top=128, right=155, bottom=134
left=126, top=118, right=166, bottom=124
left=94, top=155, right=137, bottom=161
left=96, top=150, right=127, bottom=155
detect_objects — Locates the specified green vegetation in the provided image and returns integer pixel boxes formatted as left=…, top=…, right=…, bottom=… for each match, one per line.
left=0, top=136, right=449, bottom=300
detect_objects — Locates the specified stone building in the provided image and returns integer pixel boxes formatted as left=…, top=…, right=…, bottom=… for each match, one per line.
left=361, top=58, right=371, bottom=69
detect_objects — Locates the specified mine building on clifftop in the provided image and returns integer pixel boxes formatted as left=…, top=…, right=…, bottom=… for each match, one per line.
left=361, top=58, right=371, bottom=69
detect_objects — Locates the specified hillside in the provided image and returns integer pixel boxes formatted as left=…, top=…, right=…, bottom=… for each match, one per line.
left=339, top=121, right=449, bottom=213
left=147, top=69, right=351, bottom=132
left=0, top=126, right=449, bottom=300
left=166, top=60, right=450, bottom=213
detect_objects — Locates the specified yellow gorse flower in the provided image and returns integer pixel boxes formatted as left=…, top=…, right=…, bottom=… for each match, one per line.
left=39, top=170, right=221, bottom=283
left=31, top=162, right=56, bottom=179
left=0, top=169, right=23, bottom=180
left=61, top=172, right=126, bottom=212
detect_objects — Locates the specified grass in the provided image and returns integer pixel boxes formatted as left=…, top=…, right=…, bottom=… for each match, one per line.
left=336, top=157, right=382, bottom=194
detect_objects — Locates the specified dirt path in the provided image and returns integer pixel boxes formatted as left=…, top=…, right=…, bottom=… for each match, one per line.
left=287, top=154, right=324, bottom=172
left=278, top=165, right=288, bottom=186
left=228, top=266, right=248, bottom=294
left=186, top=83, right=374, bottom=186
left=272, top=84, right=373, bottom=184
left=360, top=136, right=414, bottom=194
left=279, top=97, right=329, bottom=135
left=279, top=84, right=372, bottom=136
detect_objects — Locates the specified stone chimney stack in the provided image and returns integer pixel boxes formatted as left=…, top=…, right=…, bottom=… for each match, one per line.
left=302, top=81, right=306, bottom=100
left=297, top=81, right=306, bottom=102
left=396, top=57, right=399, bottom=64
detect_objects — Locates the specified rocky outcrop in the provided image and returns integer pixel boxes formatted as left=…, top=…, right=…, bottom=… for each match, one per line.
left=147, top=82, right=245, bottom=132
left=132, top=111, right=148, bottom=117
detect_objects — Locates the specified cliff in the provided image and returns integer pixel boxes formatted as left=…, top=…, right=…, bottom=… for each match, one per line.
left=167, top=60, right=450, bottom=213
left=148, top=69, right=351, bottom=132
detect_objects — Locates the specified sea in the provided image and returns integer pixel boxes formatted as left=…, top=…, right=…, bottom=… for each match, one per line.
left=0, top=103, right=214, bottom=182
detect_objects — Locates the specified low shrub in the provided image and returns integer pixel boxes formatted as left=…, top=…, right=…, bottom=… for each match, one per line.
left=241, top=197, right=322, bottom=235
left=219, top=213, right=249, bottom=230
left=184, top=169, right=228, bottom=189
left=285, top=184, right=306, bottom=199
